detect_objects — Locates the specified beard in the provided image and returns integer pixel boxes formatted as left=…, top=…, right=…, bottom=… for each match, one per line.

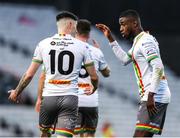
left=122, top=30, right=135, bottom=42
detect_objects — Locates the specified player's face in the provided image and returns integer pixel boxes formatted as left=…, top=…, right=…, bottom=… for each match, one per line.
left=119, top=17, right=134, bottom=39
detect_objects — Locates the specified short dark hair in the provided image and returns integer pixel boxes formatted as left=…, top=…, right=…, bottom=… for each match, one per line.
left=56, top=11, right=78, bottom=21
left=120, top=9, right=140, bottom=20
left=76, top=19, right=91, bottom=35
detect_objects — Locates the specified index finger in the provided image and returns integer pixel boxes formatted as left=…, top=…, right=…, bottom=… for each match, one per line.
left=96, top=23, right=105, bottom=27
left=8, top=90, right=12, bottom=93
left=97, top=24, right=109, bottom=30
left=96, top=24, right=105, bottom=30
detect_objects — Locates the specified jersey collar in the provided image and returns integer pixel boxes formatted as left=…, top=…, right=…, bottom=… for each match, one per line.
left=133, top=31, right=145, bottom=46
left=54, top=33, right=72, bottom=37
left=59, top=34, right=72, bottom=37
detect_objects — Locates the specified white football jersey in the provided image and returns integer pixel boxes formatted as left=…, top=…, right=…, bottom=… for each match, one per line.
left=128, top=32, right=171, bottom=103
left=78, top=45, right=108, bottom=107
left=33, top=34, right=93, bottom=96
left=110, top=32, right=171, bottom=103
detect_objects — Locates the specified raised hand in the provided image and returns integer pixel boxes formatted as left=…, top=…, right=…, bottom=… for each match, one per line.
left=96, top=24, right=115, bottom=42
left=96, top=24, right=111, bottom=37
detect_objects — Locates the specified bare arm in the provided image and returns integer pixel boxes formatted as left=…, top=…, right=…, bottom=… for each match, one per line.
left=8, top=62, right=40, bottom=102
left=96, top=24, right=132, bottom=65
left=35, top=71, right=45, bottom=112
left=85, top=63, right=99, bottom=93
left=100, top=66, right=110, bottom=77
left=37, top=72, right=46, bottom=99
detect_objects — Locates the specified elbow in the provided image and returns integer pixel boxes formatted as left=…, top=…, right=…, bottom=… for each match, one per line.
left=121, top=58, right=130, bottom=66
left=154, top=64, right=164, bottom=77
left=151, top=58, right=164, bottom=76
left=25, top=72, right=34, bottom=80
left=122, top=63, right=126, bottom=66
left=103, top=71, right=110, bottom=77
left=122, top=62, right=128, bottom=66
left=101, top=67, right=111, bottom=78
left=104, top=73, right=110, bottom=78
left=101, top=67, right=111, bottom=77
left=155, top=61, right=164, bottom=71
left=26, top=75, right=33, bottom=81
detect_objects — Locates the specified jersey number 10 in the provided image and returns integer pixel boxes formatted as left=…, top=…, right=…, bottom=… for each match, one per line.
left=49, top=50, right=74, bottom=75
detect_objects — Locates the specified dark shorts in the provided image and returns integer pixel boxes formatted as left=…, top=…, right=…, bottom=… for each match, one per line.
left=136, top=101, right=168, bottom=135
left=39, top=95, right=78, bottom=137
left=74, top=107, right=98, bottom=135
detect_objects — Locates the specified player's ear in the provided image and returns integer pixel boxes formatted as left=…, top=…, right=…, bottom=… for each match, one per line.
left=133, top=20, right=138, bottom=28
left=69, top=21, right=75, bottom=30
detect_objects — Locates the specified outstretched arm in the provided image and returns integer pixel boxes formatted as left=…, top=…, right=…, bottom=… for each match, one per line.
left=96, top=24, right=132, bottom=65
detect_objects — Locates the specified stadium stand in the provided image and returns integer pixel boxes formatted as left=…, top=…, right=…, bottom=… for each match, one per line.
left=0, top=3, right=180, bottom=137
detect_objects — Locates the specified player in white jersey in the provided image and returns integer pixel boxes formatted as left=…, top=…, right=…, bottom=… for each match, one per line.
left=74, top=19, right=110, bottom=137
left=35, top=19, right=110, bottom=137
left=96, top=10, right=171, bottom=137
left=8, top=11, right=98, bottom=138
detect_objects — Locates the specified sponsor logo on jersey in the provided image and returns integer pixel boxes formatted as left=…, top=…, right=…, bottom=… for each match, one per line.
left=51, top=41, right=74, bottom=46
left=50, top=41, right=56, bottom=45
left=145, top=48, right=156, bottom=55
left=149, top=122, right=160, bottom=127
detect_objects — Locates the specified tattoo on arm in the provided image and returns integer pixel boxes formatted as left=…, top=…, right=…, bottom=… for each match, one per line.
left=15, top=73, right=33, bottom=96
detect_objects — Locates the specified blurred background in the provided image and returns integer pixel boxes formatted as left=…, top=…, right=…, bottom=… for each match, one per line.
left=0, top=0, right=180, bottom=137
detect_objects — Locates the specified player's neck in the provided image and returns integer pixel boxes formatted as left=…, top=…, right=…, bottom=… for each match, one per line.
left=58, top=28, right=72, bottom=35
left=76, top=35, right=88, bottom=42
left=134, top=27, right=143, bottom=38
left=58, top=31, right=70, bottom=35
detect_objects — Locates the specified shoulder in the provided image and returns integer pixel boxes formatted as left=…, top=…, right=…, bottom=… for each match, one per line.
left=89, top=44, right=103, bottom=54
left=38, top=35, right=55, bottom=47
left=88, top=44, right=104, bottom=60
left=140, top=33, right=158, bottom=47
left=73, top=37, right=87, bottom=45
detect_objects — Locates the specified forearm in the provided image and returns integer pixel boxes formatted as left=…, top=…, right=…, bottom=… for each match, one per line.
left=106, top=33, right=115, bottom=43
left=149, top=58, right=164, bottom=93
left=37, top=74, right=45, bottom=99
left=15, top=73, right=33, bottom=96
left=110, top=41, right=132, bottom=65
left=37, top=83, right=44, bottom=100
left=91, top=76, right=99, bottom=91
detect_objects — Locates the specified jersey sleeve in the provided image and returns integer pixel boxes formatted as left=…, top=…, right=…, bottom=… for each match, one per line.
left=110, top=41, right=132, bottom=65
left=41, top=64, right=46, bottom=72
left=140, top=40, right=159, bottom=63
left=98, top=49, right=108, bottom=71
left=127, top=47, right=133, bottom=59
left=148, top=58, right=164, bottom=93
left=32, top=44, right=43, bottom=64
left=83, top=44, right=94, bottom=67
